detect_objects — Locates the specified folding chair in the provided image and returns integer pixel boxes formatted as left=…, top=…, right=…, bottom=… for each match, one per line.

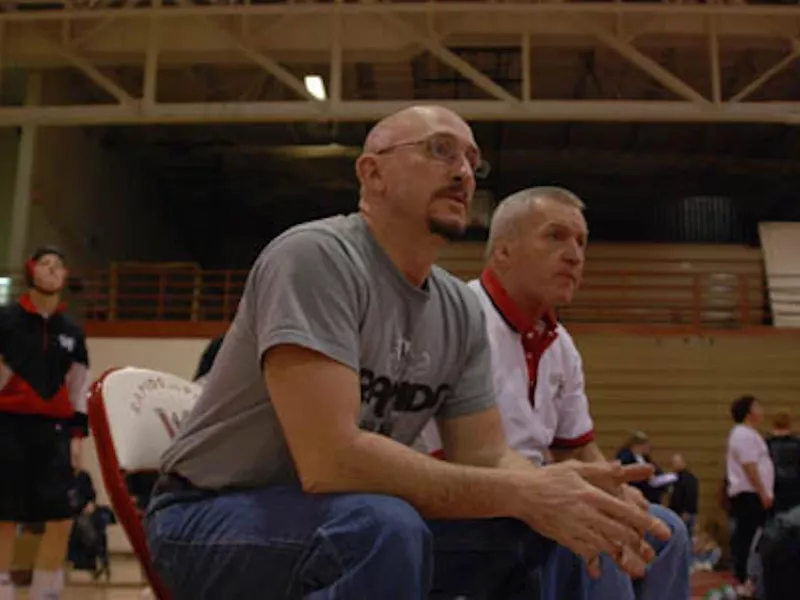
left=87, top=366, right=201, bottom=600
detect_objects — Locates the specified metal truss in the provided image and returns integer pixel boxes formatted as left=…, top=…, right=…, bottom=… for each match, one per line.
left=1, top=0, right=800, bottom=125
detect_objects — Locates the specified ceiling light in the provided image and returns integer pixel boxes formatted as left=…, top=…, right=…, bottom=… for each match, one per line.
left=304, top=75, right=326, bottom=100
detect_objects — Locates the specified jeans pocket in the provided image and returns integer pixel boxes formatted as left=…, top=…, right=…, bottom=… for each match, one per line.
left=300, top=531, right=346, bottom=593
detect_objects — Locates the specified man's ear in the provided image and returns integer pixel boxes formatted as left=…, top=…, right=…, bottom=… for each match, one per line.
left=355, top=154, right=384, bottom=194
left=492, top=238, right=513, bottom=267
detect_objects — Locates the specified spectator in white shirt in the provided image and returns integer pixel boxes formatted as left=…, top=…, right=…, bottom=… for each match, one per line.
left=417, top=187, right=690, bottom=600
left=726, top=394, right=774, bottom=589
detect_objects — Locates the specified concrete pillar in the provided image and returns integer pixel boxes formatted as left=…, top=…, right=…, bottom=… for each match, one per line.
left=6, top=71, right=41, bottom=268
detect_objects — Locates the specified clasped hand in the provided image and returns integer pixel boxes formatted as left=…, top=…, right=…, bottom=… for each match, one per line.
left=520, top=460, right=671, bottom=580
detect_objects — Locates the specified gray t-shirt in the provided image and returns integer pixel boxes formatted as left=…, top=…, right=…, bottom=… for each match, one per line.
left=160, top=213, right=495, bottom=490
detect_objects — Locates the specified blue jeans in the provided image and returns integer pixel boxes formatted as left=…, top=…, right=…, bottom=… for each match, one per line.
left=542, top=503, right=691, bottom=600
left=144, top=484, right=571, bottom=600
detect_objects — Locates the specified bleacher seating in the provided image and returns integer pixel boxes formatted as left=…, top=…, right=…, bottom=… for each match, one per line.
left=437, top=242, right=767, bottom=328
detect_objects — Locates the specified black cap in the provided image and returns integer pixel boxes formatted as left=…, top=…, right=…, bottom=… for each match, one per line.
left=29, top=245, right=66, bottom=264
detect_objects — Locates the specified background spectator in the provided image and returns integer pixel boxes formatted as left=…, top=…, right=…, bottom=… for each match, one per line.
left=669, top=453, right=699, bottom=538
left=766, top=411, right=800, bottom=515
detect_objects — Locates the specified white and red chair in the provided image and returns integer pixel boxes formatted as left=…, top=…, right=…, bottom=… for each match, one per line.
left=87, top=367, right=201, bottom=600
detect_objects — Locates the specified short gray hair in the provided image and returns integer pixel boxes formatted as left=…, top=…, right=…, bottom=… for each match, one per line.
left=485, top=186, right=585, bottom=257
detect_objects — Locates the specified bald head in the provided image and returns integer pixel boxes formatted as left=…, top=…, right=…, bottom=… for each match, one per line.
left=355, top=104, right=479, bottom=244
left=363, top=105, right=471, bottom=154
left=671, top=453, right=686, bottom=471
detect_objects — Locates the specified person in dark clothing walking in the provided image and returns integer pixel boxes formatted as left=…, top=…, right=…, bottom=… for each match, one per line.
left=767, top=411, right=800, bottom=515
left=668, top=453, right=699, bottom=538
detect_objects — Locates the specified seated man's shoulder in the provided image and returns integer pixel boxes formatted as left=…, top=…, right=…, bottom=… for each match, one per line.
left=263, top=214, right=362, bottom=259
left=430, top=266, right=484, bottom=318
left=264, top=216, right=352, bottom=253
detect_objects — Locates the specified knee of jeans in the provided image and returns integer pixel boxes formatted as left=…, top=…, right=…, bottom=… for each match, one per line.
left=650, top=505, right=689, bottom=554
left=355, top=495, right=432, bottom=551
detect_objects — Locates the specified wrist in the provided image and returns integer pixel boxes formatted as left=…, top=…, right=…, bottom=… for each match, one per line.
left=494, top=469, right=539, bottom=520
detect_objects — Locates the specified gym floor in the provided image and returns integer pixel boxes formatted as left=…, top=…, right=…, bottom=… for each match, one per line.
left=17, top=555, right=150, bottom=599
left=14, top=556, right=735, bottom=599
left=20, top=590, right=145, bottom=599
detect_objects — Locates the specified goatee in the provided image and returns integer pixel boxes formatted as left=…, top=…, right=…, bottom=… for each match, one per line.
left=428, top=218, right=466, bottom=242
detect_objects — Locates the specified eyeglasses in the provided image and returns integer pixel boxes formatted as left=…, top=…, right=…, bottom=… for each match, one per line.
left=375, top=133, right=491, bottom=180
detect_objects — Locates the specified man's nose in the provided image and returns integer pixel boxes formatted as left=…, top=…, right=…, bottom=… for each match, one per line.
left=564, top=243, right=584, bottom=265
left=452, top=157, right=474, bottom=183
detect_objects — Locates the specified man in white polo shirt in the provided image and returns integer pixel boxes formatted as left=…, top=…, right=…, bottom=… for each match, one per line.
left=418, top=186, right=690, bottom=599
left=726, top=394, right=774, bottom=592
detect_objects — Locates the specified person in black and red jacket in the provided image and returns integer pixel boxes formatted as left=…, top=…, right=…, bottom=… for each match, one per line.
left=0, top=245, right=90, bottom=600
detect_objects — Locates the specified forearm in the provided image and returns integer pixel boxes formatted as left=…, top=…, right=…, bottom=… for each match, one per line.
left=495, top=447, right=540, bottom=472
left=552, top=441, right=605, bottom=464
left=305, top=430, right=525, bottom=521
left=66, top=363, right=90, bottom=437
left=742, top=464, right=769, bottom=499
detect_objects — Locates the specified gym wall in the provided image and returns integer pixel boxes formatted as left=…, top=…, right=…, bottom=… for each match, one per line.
left=26, top=126, right=188, bottom=269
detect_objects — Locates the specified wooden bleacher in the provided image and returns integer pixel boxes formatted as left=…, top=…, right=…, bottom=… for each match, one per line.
left=438, top=242, right=767, bottom=328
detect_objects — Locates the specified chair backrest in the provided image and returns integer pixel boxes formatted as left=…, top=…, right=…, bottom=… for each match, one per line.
left=88, top=366, right=201, bottom=600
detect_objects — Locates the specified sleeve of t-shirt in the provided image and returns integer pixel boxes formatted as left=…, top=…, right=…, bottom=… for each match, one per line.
left=437, top=292, right=496, bottom=420
left=550, top=332, right=595, bottom=450
left=733, top=428, right=763, bottom=464
left=250, top=228, right=362, bottom=372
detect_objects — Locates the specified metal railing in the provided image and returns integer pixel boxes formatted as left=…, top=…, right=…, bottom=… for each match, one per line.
left=2, top=262, right=799, bottom=330
left=562, top=270, right=768, bottom=329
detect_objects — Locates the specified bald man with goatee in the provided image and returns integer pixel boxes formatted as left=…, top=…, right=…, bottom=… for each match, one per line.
left=145, top=105, right=668, bottom=600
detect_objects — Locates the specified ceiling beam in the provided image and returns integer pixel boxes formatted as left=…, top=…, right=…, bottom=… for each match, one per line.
left=208, top=144, right=800, bottom=176
left=4, top=3, right=800, bottom=68
left=589, top=25, right=708, bottom=104
left=36, top=28, right=134, bottom=105
left=1, top=98, right=799, bottom=126
left=730, top=41, right=800, bottom=103
left=6, top=2, right=800, bottom=22
left=201, top=18, right=315, bottom=101
left=380, top=14, right=518, bottom=102
left=2, top=2, right=800, bottom=126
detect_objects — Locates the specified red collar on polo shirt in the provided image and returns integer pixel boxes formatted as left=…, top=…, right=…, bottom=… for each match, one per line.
left=479, top=268, right=559, bottom=406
